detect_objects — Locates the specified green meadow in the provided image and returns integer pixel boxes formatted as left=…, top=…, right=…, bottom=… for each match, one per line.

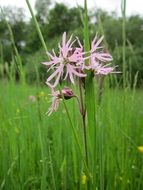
left=1, top=0, right=143, bottom=189
left=0, top=81, right=143, bottom=189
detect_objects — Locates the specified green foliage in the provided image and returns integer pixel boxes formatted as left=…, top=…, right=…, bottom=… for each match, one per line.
left=126, top=15, right=143, bottom=47
left=45, top=3, right=82, bottom=37
left=24, top=20, right=42, bottom=53
left=0, top=3, right=143, bottom=86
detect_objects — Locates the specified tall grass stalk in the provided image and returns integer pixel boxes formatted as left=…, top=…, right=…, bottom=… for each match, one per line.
left=78, top=79, right=88, bottom=166
left=121, top=2, right=127, bottom=185
left=121, top=0, right=126, bottom=89
left=83, top=0, right=97, bottom=187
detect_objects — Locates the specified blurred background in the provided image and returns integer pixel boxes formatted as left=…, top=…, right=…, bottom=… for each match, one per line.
left=0, top=0, right=143, bottom=87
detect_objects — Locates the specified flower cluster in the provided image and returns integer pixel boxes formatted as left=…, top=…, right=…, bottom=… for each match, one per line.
left=42, top=32, right=86, bottom=88
left=42, top=32, right=116, bottom=115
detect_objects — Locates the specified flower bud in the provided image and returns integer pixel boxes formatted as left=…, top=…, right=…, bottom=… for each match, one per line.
left=61, top=87, right=75, bottom=100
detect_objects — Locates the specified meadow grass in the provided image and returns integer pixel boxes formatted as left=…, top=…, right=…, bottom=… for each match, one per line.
left=0, top=80, right=143, bottom=189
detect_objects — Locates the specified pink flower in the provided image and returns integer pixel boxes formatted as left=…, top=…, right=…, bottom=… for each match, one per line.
left=90, top=35, right=113, bottom=62
left=93, top=63, right=116, bottom=75
left=86, top=35, right=115, bottom=75
left=47, top=87, right=75, bottom=116
left=42, top=32, right=86, bottom=88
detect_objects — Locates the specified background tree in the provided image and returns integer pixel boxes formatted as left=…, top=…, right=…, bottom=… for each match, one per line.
left=35, top=0, right=51, bottom=23
left=46, top=3, right=82, bottom=37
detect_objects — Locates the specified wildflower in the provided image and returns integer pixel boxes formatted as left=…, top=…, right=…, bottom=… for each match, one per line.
left=90, top=35, right=113, bottom=62
left=81, top=174, right=87, bottom=185
left=47, top=87, right=75, bottom=116
left=138, top=146, right=143, bottom=153
left=43, top=32, right=86, bottom=88
left=86, top=35, right=115, bottom=75
left=93, top=63, right=116, bottom=75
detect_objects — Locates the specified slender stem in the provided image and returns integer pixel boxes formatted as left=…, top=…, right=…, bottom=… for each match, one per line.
left=79, top=80, right=85, bottom=116
left=83, top=115, right=88, bottom=167
left=121, top=0, right=126, bottom=89
left=79, top=79, right=88, bottom=167
left=121, top=3, right=127, bottom=188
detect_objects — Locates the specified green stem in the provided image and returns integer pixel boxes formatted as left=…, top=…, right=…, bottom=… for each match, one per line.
left=79, top=79, right=88, bottom=167
left=122, top=0, right=126, bottom=89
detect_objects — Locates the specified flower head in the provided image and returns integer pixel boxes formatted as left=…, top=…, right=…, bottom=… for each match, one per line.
left=47, top=87, right=75, bottom=116
left=86, top=35, right=115, bottom=75
left=43, top=32, right=86, bottom=88
left=42, top=33, right=118, bottom=116
left=90, top=35, right=113, bottom=62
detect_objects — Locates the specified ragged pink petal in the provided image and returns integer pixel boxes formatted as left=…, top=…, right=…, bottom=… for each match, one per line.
left=47, top=87, right=75, bottom=115
left=92, top=52, right=113, bottom=62
left=91, top=36, right=104, bottom=52
left=46, top=64, right=64, bottom=88
left=94, top=64, right=115, bottom=75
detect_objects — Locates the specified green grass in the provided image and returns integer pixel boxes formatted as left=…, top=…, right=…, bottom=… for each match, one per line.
left=0, top=81, right=143, bottom=190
